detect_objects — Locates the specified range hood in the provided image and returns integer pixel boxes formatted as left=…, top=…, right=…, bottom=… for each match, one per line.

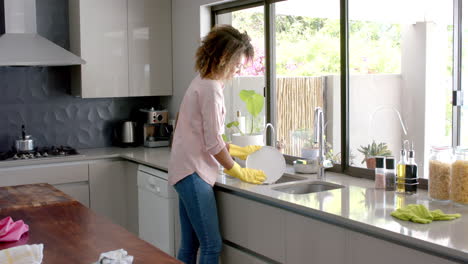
left=0, top=0, right=85, bottom=66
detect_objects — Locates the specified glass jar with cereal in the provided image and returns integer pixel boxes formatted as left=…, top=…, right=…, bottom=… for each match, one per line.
left=429, top=146, right=453, bottom=201
left=451, top=147, right=468, bottom=204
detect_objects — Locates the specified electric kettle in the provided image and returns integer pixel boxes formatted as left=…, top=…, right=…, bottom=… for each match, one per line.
left=120, top=121, right=136, bottom=144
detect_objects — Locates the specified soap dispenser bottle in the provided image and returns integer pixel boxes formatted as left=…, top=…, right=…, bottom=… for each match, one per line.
left=405, top=142, right=418, bottom=194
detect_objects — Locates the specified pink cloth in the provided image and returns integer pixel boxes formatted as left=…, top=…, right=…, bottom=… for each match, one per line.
left=0, top=217, right=29, bottom=242
left=168, top=75, right=226, bottom=186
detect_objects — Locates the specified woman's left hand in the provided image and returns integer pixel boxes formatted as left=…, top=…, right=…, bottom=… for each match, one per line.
left=228, top=144, right=262, bottom=160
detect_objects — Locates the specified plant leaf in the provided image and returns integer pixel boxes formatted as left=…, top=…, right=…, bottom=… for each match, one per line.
left=246, top=93, right=264, bottom=117
left=239, top=90, right=264, bottom=118
left=226, top=121, right=239, bottom=128
left=239, top=90, right=256, bottom=102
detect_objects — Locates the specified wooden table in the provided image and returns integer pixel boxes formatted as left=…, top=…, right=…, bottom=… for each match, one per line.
left=0, top=183, right=181, bottom=264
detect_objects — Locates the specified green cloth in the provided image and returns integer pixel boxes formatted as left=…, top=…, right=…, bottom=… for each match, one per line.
left=391, top=204, right=461, bottom=224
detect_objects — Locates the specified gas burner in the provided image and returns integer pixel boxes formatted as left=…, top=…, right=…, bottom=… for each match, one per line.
left=0, top=150, right=15, bottom=161
left=0, top=145, right=80, bottom=162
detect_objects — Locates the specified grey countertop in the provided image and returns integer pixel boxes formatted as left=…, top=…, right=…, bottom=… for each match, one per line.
left=0, top=147, right=467, bottom=262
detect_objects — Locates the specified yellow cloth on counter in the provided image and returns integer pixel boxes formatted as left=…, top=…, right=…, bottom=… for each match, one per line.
left=391, top=204, right=461, bottom=224
left=0, top=244, right=43, bottom=264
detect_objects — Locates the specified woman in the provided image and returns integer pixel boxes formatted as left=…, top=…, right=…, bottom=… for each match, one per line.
left=168, top=25, right=266, bottom=264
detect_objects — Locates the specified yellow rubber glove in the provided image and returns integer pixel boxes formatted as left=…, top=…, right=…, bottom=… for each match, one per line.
left=224, top=162, right=266, bottom=184
left=229, top=144, right=262, bottom=160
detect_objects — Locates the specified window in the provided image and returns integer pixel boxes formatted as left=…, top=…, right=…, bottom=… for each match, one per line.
left=214, top=0, right=341, bottom=165
left=461, top=0, right=468, bottom=145
left=274, top=0, right=341, bottom=164
left=215, top=5, right=267, bottom=141
left=212, top=0, right=465, bottom=179
left=349, top=0, right=453, bottom=177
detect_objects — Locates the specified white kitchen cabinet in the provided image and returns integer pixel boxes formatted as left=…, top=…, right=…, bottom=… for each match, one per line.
left=0, top=162, right=88, bottom=186
left=69, top=0, right=172, bottom=98
left=216, top=191, right=286, bottom=263
left=220, top=244, right=270, bottom=264
left=0, top=162, right=90, bottom=207
left=347, top=231, right=458, bottom=264
left=174, top=195, right=181, bottom=257
left=89, top=160, right=128, bottom=228
left=125, top=161, right=139, bottom=235
left=53, top=181, right=90, bottom=208
left=128, top=0, right=172, bottom=96
left=69, top=0, right=129, bottom=98
left=285, top=213, right=347, bottom=264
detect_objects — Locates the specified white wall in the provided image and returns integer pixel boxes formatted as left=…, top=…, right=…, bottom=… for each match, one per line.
left=401, top=22, right=427, bottom=173
left=223, top=76, right=266, bottom=133
left=349, top=74, right=403, bottom=167
left=170, top=0, right=224, bottom=118
left=325, top=75, right=341, bottom=163
left=423, top=22, right=452, bottom=177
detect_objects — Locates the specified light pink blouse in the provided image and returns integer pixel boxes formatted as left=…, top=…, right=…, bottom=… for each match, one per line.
left=168, top=75, right=226, bottom=186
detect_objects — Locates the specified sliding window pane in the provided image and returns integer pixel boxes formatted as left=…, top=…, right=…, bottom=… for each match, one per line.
left=216, top=7, right=267, bottom=143
left=462, top=1, right=468, bottom=146
left=349, top=0, right=453, bottom=176
left=274, top=0, right=341, bottom=164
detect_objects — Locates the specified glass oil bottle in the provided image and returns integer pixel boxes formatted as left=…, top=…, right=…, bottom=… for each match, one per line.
left=405, top=142, right=418, bottom=194
left=396, top=143, right=407, bottom=194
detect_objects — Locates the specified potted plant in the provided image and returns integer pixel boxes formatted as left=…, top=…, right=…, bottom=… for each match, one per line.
left=227, top=89, right=265, bottom=147
left=291, top=129, right=319, bottom=159
left=358, top=140, right=392, bottom=169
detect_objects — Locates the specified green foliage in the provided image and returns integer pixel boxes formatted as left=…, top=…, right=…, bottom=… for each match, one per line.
left=226, top=121, right=244, bottom=136
left=227, top=121, right=239, bottom=128
left=357, top=140, right=392, bottom=164
left=239, top=90, right=264, bottom=118
left=232, top=11, right=402, bottom=76
left=291, top=129, right=316, bottom=148
left=239, top=90, right=265, bottom=134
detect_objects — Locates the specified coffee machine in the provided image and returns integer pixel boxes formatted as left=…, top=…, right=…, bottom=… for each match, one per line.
left=140, top=108, right=173, bottom=147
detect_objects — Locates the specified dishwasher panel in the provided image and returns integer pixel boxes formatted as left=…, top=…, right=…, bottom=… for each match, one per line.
left=137, top=166, right=176, bottom=256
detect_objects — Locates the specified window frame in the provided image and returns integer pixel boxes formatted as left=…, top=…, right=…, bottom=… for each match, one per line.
left=211, top=0, right=463, bottom=187
left=453, top=0, right=463, bottom=147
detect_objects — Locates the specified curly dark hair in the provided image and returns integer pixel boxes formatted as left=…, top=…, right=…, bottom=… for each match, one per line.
left=195, top=25, right=254, bottom=80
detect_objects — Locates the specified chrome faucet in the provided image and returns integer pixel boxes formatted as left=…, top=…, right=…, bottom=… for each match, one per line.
left=264, top=123, right=276, bottom=147
left=314, top=107, right=333, bottom=181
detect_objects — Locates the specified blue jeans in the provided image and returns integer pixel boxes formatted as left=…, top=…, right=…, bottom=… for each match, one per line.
left=173, top=173, right=222, bottom=264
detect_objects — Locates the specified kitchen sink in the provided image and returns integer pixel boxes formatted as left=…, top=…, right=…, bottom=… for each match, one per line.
left=273, top=174, right=306, bottom=184
left=272, top=181, right=344, bottom=194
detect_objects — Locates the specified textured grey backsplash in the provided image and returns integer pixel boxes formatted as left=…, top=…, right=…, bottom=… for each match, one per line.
left=0, top=67, right=160, bottom=151
left=0, top=0, right=163, bottom=151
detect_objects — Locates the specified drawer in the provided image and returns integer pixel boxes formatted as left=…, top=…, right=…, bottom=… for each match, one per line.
left=216, top=191, right=285, bottom=263
left=0, top=162, right=89, bottom=186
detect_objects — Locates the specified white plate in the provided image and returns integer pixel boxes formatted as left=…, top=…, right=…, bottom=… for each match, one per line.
left=246, top=146, right=286, bottom=184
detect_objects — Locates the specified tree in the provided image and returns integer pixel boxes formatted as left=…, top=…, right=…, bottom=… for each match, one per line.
left=232, top=11, right=402, bottom=76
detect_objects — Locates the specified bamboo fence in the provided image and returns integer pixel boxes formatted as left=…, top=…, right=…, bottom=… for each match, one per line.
left=275, top=76, right=325, bottom=156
